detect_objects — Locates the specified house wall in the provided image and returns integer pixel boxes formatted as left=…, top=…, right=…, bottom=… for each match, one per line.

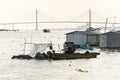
left=66, top=32, right=100, bottom=46
left=74, top=34, right=87, bottom=45
left=66, top=33, right=87, bottom=45
left=107, top=34, right=120, bottom=48
left=66, top=34, right=74, bottom=42
left=100, top=33, right=120, bottom=48
left=100, top=35, right=107, bottom=47
left=87, top=35, right=98, bottom=45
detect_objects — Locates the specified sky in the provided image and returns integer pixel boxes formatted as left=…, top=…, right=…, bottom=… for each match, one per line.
left=0, top=0, right=120, bottom=29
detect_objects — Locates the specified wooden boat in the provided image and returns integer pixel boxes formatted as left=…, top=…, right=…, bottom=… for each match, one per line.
left=11, top=52, right=100, bottom=60
left=50, top=52, right=100, bottom=60
left=11, top=40, right=100, bottom=60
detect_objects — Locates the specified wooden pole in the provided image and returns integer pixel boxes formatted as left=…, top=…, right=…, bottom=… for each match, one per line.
left=58, top=44, right=61, bottom=53
left=30, top=35, right=33, bottom=50
left=23, top=38, right=26, bottom=54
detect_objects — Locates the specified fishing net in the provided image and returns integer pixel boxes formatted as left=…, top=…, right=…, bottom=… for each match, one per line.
left=30, top=43, right=50, bottom=57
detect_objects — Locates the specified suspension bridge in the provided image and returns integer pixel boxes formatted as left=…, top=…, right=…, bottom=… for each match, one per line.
left=0, top=10, right=120, bottom=30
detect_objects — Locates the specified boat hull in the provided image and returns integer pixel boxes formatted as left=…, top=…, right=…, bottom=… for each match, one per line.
left=51, top=53, right=100, bottom=60
left=11, top=52, right=100, bottom=60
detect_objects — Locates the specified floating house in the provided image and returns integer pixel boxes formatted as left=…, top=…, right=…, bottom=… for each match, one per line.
left=100, top=31, right=120, bottom=48
left=66, top=31, right=100, bottom=46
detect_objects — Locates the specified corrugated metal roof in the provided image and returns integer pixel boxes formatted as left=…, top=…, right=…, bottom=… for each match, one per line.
left=66, top=31, right=100, bottom=35
left=102, top=31, right=120, bottom=35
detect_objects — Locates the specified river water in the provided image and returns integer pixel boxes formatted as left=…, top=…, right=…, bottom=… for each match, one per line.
left=0, top=30, right=120, bottom=80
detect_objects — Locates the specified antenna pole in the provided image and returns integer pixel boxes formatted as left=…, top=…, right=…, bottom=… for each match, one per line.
left=104, top=17, right=108, bottom=33
left=36, top=9, right=38, bottom=31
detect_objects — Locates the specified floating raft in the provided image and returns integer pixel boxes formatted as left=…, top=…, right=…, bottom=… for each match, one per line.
left=11, top=55, right=32, bottom=60
left=11, top=51, right=100, bottom=60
